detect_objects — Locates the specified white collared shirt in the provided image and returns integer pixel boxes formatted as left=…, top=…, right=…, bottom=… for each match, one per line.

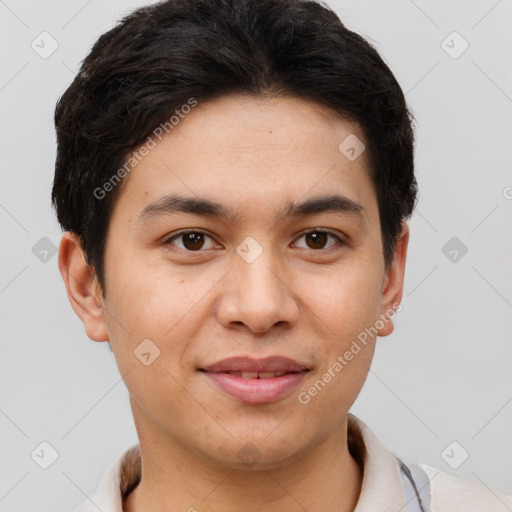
left=73, top=414, right=512, bottom=512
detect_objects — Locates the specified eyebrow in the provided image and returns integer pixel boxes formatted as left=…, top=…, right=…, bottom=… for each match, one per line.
left=137, top=193, right=366, bottom=225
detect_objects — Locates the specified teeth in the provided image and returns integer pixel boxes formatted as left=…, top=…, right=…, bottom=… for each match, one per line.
left=233, top=371, right=289, bottom=379
left=241, top=371, right=259, bottom=379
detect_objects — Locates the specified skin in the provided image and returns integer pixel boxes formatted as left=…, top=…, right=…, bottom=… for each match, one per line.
left=59, top=93, right=409, bottom=512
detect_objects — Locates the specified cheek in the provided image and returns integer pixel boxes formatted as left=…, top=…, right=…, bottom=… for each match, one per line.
left=104, top=256, right=223, bottom=378
left=292, top=259, right=382, bottom=410
left=105, top=253, right=187, bottom=331
left=104, top=269, right=201, bottom=430
left=101, top=259, right=183, bottom=368
left=301, top=259, right=383, bottom=339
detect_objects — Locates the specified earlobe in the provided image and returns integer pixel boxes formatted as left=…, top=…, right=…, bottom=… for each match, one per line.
left=58, top=232, right=109, bottom=342
left=377, top=222, right=409, bottom=338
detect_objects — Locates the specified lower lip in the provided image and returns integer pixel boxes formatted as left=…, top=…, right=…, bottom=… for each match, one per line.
left=200, top=371, right=309, bottom=404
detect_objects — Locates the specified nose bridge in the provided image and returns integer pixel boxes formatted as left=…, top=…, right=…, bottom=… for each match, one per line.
left=218, top=236, right=298, bottom=332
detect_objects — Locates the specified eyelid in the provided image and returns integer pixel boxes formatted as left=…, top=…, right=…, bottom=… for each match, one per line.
left=161, top=228, right=219, bottom=250
left=299, top=227, right=344, bottom=239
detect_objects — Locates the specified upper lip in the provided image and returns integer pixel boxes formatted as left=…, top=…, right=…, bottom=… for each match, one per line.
left=200, top=356, right=310, bottom=373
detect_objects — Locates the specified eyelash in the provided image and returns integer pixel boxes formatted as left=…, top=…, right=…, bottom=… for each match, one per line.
left=161, top=228, right=345, bottom=252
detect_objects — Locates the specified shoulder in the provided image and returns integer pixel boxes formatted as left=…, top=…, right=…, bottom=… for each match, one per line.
left=70, top=444, right=141, bottom=512
left=420, top=463, right=512, bottom=512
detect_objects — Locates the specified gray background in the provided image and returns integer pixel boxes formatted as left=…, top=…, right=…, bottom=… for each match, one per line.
left=0, top=0, right=511, bottom=510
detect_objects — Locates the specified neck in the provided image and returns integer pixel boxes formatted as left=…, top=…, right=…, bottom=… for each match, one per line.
left=123, top=410, right=363, bottom=512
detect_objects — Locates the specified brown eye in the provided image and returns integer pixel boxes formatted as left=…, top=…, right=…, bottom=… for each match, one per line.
left=294, top=230, right=342, bottom=250
left=305, top=232, right=328, bottom=249
left=164, top=231, right=217, bottom=251
left=181, top=232, right=205, bottom=250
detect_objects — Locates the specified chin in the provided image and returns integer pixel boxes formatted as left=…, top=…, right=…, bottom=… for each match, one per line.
left=209, top=431, right=311, bottom=471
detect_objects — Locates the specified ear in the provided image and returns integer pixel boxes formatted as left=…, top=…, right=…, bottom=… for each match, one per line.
left=58, top=232, right=109, bottom=342
left=377, top=222, right=409, bottom=337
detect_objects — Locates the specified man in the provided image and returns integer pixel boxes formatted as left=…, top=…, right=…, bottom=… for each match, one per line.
left=52, top=0, right=512, bottom=510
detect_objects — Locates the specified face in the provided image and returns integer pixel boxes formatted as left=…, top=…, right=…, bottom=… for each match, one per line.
left=62, top=94, right=407, bottom=469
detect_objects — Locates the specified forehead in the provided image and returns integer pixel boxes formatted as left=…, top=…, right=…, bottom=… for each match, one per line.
left=112, top=94, right=377, bottom=224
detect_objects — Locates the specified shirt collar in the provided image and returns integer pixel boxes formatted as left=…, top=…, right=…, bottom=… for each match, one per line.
left=78, top=414, right=405, bottom=512
left=349, top=414, right=406, bottom=511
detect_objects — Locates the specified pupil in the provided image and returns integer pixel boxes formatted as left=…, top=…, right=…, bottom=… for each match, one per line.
left=184, top=233, right=204, bottom=250
left=307, top=232, right=327, bottom=249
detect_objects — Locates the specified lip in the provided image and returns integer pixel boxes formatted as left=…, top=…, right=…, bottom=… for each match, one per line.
left=199, top=356, right=311, bottom=404
left=200, top=356, right=310, bottom=373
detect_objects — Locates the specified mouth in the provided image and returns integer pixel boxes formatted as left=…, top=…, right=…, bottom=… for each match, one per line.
left=198, top=356, right=311, bottom=404
left=199, top=370, right=302, bottom=379
left=199, top=355, right=311, bottom=374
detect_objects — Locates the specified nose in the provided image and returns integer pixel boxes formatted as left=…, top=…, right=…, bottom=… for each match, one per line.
left=216, top=244, right=299, bottom=334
